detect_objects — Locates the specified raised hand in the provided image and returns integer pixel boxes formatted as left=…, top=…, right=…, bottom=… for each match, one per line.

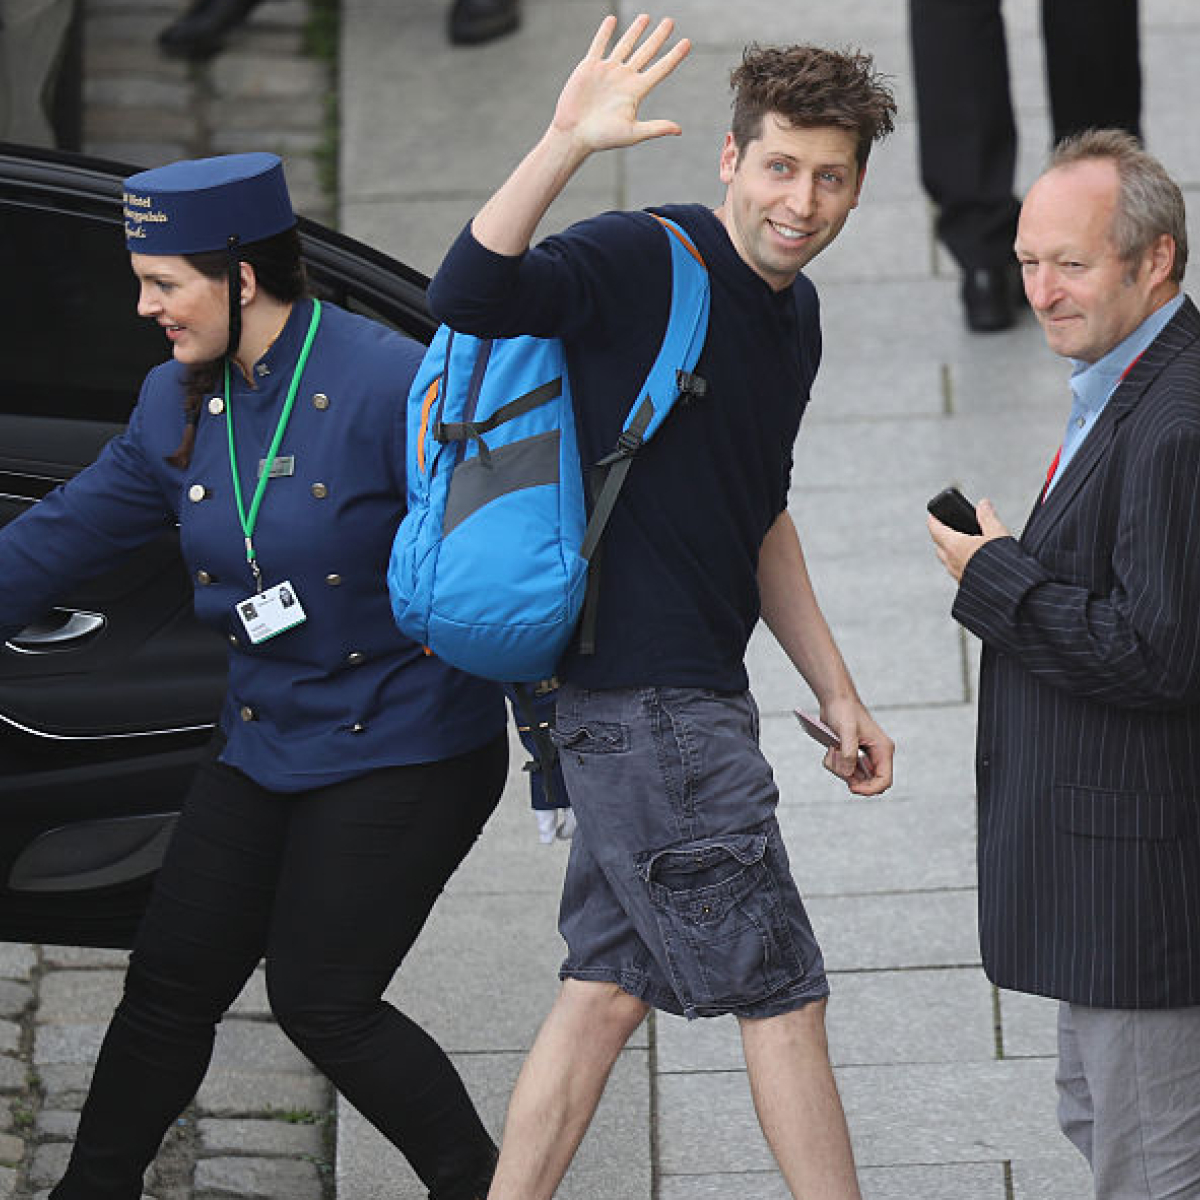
left=551, top=14, right=691, bottom=154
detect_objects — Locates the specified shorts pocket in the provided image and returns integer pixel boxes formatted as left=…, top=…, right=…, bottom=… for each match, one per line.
left=636, top=831, right=805, bottom=1012
left=550, top=719, right=629, bottom=756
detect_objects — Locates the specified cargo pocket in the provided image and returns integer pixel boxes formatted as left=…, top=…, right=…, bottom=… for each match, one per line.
left=636, top=831, right=805, bottom=1013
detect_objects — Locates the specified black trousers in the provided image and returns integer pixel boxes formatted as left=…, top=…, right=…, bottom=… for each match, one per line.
left=50, top=733, right=508, bottom=1200
left=909, top=0, right=1141, bottom=268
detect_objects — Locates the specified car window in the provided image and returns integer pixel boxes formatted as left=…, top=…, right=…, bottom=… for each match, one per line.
left=0, top=200, right=165, bottom=425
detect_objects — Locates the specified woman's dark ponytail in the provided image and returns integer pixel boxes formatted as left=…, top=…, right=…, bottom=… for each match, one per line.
left=163, top=226, right=308, bottom=469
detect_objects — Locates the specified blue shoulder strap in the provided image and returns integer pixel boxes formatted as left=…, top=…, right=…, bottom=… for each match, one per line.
left=622, top=215, right=711, bottom=443
left=577, top=216, right=711, bottom=650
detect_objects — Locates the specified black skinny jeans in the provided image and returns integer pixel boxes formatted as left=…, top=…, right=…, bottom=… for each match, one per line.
left=50, top=732, right=508, bottom=1200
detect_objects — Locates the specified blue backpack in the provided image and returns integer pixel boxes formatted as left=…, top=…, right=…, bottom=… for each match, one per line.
left=387, top=215, right=710, bottom=683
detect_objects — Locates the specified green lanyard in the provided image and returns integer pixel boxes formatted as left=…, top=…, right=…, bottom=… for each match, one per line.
left=225, top=299, right=322, bottom=592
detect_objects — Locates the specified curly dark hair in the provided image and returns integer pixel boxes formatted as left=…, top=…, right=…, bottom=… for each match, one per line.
left=730, top=44, right=897, bottom=170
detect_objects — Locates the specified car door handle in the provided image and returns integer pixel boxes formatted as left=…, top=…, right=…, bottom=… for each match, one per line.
left=5, top=609, right=107, bottom=653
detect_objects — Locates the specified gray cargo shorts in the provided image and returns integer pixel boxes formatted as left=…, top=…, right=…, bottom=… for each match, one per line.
left=552, top=683, right=828, bottom=1020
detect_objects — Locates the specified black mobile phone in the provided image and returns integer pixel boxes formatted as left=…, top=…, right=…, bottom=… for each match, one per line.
left=927, top=487, right=982, bottom=536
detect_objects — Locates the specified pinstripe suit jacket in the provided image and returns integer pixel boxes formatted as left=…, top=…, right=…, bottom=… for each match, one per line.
left=954, top=296, right=1200, bottom=1009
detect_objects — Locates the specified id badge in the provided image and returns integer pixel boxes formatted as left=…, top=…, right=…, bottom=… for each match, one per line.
left=235, top=580, right=307, bottom=644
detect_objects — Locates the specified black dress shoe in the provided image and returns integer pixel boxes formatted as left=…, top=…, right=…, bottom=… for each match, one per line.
left=960, top=265, right=1016, bottom=332
left=448, top=0, right=520, bottom=46
left=158, top=0, right=264, bottom=58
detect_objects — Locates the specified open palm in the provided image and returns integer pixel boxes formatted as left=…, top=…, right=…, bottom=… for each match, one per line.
left=552, top=14, right=691, bottom=153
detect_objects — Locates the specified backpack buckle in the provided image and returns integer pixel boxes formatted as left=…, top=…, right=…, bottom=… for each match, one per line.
left=597, top=428, right=645, bottom=467
left=614, top=428, right=644, bottom=457
left=676, top=369, right=708, bottom=404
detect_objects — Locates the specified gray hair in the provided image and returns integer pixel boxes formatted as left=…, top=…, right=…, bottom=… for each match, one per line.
left=1049, top=129, right=1187, bottom=283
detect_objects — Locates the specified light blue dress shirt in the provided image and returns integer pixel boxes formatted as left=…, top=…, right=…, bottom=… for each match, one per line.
left=1046, top=292, right=1186, bottom=494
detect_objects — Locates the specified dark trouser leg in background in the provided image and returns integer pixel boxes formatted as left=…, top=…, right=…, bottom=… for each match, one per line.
left=1042, top=0, right=1141, bottom=142
left=909, top=0, right=1021, bottom=271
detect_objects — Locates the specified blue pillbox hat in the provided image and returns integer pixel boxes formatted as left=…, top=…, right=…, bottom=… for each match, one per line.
left=122, top=152, right=295, bottom=254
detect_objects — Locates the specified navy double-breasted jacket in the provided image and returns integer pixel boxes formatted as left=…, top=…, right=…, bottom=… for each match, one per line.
left=0, top=299, right=504, bottom=791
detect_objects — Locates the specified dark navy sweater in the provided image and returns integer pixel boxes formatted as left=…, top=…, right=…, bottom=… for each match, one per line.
left=428, top=204, right=821, bottom=692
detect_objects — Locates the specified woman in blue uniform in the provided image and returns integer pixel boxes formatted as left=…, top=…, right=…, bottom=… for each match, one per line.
left=0, top=153, right=507, bottom=1200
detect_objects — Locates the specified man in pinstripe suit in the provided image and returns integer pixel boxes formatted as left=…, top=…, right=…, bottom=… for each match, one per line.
left=929, top=130, right=1200, bottom=1199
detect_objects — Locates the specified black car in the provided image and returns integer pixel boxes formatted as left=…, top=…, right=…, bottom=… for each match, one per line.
left=0, top=142, right=436, bottom=948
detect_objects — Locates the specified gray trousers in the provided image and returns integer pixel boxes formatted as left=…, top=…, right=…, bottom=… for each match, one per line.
left=1057, top=1002, right=1200, bottom=1199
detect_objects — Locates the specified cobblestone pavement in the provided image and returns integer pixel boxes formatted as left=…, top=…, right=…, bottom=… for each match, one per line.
left=0, top=941, right=336, bottom=1199
left=0, top=1, right=340, bottom=1194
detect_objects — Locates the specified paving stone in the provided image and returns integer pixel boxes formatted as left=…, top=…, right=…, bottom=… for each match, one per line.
left=34, top=1022, right=105, bottom=1067
left=0, top=981, right=33, bottom=1020
left=0, top=1132, right=22, bottom=1166
left=659, top=1162, right=1009, bottom=1200
left=808, top=891, right=981, bottom=974
left=36, top=1108, right=80, bottom=1139
left=657, top=1057, right=1068, bottom=1176
left=779, top=794, right=977, bottom=895
left=998, top=986, right=1061, bottom=1060
left=656, top=967, right=997, bottom=1075
left=194, top=1068, right=329, bottom=1116
left=659, top=1173, right=791, bottom=1200
left=0, top=1025, right=19, bottom=1058
left=192, top=1155, right=324, bottom=1199
left=0, top=945, right=36, bottom=981
left=859, top=1163, right=1010, bottom=1200
left=0, top=1057, right=27, bottom=1093
left=208, top=128, right=323, bottom=155
left=84, top=0, right=174, bottom=14
left=244, top=0, right=308, bottom=29
left=37, top=970, right=123, bottom=1023
left=196, top=1115, right=324, bottom=1156
left=82, top=40, right=192, bottom=77
left=1012, top=1151, right=1094, bottom=1199
left=35, top=1064, right=95, bottom=1108
left=209, top=1019, right=311, bottom=1073
left=28, top=1141, right=72, bottom=1189
left=383, top=889, right=579, bottom=1054
left=83, top=76, right=192, bottom=109
left=84, top=104, right=202, bottom=141
left=226, top=26, right=307, bottom=56
left=228, top=969, right=270, bottom=1018
left=808, top=359, right=945, bottom=423
left=210, top=53, right=329, bottom=100
left=206, top=96, right=327, bottom=132
left=82, top=10, right=167, bottom=41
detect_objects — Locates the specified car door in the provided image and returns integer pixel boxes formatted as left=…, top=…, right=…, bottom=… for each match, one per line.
left=0, top=144, right=433, bottom=947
